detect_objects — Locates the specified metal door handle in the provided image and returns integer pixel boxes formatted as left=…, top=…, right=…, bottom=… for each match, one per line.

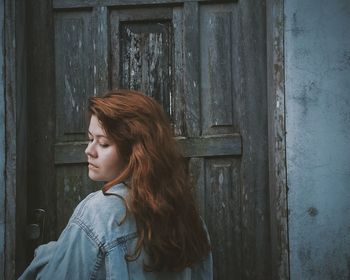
left=26, top=208, right=46, bottom=245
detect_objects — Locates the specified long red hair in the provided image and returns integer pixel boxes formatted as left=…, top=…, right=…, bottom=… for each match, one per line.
left=88, top=89, right=210, bottom=272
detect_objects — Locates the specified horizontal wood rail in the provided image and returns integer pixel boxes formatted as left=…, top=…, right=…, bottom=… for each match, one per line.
left=54, top=134, right=242, bottom=164
left=53, top=0, right=236, bottom=9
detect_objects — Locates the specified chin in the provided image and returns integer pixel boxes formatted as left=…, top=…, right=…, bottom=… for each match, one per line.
left=88, top=171, right=103, bottom=181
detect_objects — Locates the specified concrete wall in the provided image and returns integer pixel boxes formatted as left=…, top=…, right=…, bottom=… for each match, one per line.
left=285, top=0, right=350, bottom=279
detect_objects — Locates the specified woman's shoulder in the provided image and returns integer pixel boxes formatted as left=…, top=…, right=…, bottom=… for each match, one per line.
left=69, top=182, right=136, bottom=243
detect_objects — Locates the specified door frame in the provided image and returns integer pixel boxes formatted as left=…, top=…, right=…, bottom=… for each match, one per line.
left=0, top=0, right=5, bottom=278
left=2, top=0, right=28, bottom=279
left=2, top=0, right=289, bottom=279
left=266, top=0, right=289, bottom=279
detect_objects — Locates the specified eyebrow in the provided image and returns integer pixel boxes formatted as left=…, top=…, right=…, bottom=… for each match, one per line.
left=88, top=131, right=109, bottom=139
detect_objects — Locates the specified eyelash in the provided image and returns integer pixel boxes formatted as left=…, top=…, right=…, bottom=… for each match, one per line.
left=88, top=138, right=109, bottom=148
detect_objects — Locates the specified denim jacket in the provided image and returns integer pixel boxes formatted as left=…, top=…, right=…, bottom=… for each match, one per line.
left=19, top=183, right=213, bottom=280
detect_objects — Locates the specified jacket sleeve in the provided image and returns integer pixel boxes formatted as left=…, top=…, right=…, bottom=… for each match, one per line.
left=18, top=221, right=102, bottom=280
left=17, top=241, right=57, bottom=280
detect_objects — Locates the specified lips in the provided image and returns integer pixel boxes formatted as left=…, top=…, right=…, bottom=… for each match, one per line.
left=88, top=162, right=98, bottom=168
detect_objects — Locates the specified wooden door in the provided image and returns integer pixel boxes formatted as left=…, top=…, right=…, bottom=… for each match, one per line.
left=25, top=0, right=270, bottom=279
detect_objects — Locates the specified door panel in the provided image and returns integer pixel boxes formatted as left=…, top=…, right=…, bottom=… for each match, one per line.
left=26, top=0, right=270, bottom=279
left=110, top=7, right=173, bottom=117
left=54, top=11, right=93, bottom=142
left=200, top=5, right=235, bottom=135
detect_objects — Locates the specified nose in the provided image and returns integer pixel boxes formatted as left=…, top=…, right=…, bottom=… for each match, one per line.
left=85, top=142, right=97, bottom=158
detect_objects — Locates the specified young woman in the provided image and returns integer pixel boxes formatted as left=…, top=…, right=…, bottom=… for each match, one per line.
left=19, top=89, right=212, bottom=279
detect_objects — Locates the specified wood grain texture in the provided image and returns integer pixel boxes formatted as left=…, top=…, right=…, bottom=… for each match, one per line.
left=54, top=135, right=242, bottom=164
left=54, top=10, right=93, bottom=142
left=234, top=0, right=271, bottom=278
left=205, top=158, right=241, bottom=279
left=53, top=0, right=237, bottom=9
left=110, top=7, right=173, bottom=118
left=183, top=2, right=200, bottom=137
left=172, top=7, right=185, bottom=136
left=200, top=5, right=234, bottom=135
left=14, top=0, right=28, bottom=276
left=266, top=0, right=289, bottom=279
left=0, top=0, right=4, bottom=274
left=4, top=0, right=16, bottom=278
left=56, top=165, right=99, bottom=233
left=93, top=6, right=109, bottom=94
left=27, top=0, right=57, bottom=259
left=188, top=158, right=205, bottom=217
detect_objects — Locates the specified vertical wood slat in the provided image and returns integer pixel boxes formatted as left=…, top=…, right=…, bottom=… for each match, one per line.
left=236, top=0, right=271, bottom=279
left=27, top=0, right=57, bottom=260
left=205, top=158, right=241, bottom=279
left=110, top=11, right=121, bottom=89
left=14, top=0, right=28, bottom=276
left=172, top=7, right=184, bottom=136
left=266, top=0, right=289, bottom=279
left=4, top=0, right=16, bottom=278
left=189, top=158, right=205, bottom=218
left=93, top=6, right=109, bottom=95
left=0, top=0, right=6, bottom=277
left=54, top=11, right=94, bottom=141
left=0, top=0, right=5, bottom=276
left=183, top=2, right=200, bottom=137
left=200, top=4, right=234, bottom=136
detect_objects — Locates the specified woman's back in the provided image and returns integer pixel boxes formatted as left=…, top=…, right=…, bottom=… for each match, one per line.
left=19, top=183, right=212, bottom=280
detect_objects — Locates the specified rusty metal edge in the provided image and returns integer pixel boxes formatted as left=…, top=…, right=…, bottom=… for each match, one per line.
left=266, top=0, right=290, bottom=279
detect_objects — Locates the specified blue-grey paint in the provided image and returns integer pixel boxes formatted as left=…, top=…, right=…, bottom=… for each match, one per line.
left=285, top=0, right=350, bottom=279
left=0, top=0, right=5, bottom=277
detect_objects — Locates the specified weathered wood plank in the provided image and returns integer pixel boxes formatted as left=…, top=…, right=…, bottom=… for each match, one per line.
left=188, top=158, right=205, bottom=218
left=110, top=11, right=121, bottom=89
left=110, top=7, right=173, bottom=117
left=27, top=0, right=57, bottom=258
left=56, top=165, right=99, bottom=233
left=53, top=0, right=237, bottom=9
left=115, top=7, right=172, bottom=21
left=109, top=7, right=172, bottom=89
left=93, top=6, right=109, bottom=94
left=200, top=4, right=234, bottom=135
left=183, top=2, right=200, bottom=137
left=205, top=158, right=241, bottom=279
left=54, top=11, right=93, bottom=141
left=13, top=0, right=28, bottom=276
left=179, top=135, right=241, bottom=158
left=4, top=0, right=17, bottom=278
left=235, top=0, right=271, bottom=278
left=0, top=0, right=5, bottom=277
left=54, top=134, right=242, bottom=164
left=172, top=7, right=184, bottom=136
left=266, top=0, right=289, bottom=279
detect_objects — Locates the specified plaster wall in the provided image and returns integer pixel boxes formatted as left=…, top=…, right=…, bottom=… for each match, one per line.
left=285, top=0, right=350, bottom=279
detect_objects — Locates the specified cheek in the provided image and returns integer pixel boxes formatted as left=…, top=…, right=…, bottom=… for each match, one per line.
left=103, top=149, right=123, bottom=171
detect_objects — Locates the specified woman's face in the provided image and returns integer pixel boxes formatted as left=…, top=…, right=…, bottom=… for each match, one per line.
left=85, top=115, right=125, bottom=182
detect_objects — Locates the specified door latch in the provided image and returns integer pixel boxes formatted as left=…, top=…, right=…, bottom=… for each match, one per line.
left=26, top=208, right=46, bottom=245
